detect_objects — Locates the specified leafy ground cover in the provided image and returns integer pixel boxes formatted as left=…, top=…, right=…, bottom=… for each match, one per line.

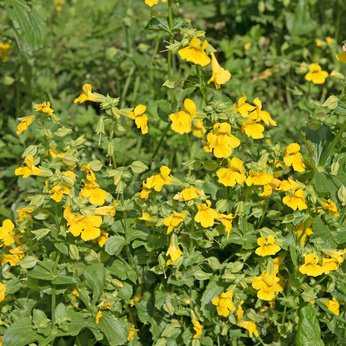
left=0, top=0, right=346, bottom=345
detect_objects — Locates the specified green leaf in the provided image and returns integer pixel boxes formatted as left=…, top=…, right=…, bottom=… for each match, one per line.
left=130, top=161, right=148, bottom=174
left=3, top=317, right=39, bottom=346
left=84, top=263, right=105, bottom=303
left=6, top=0, right=45, bottom=55
left=28, top=260, right=55, bottom=281
left=105, top=235, right=126, bottom=256
left=296, top=305, right=324, bottom=346
left=98, top=313, right=127, bottom=346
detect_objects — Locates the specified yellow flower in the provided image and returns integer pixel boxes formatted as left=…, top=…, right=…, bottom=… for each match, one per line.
left=246, top=171, right=273, bottom=186
left=0, top=283, right=6, bottom=303
left=1, top=246, right=25, bottom=266
left=211, top=289, right=235, bottom=317
left=50, top=184, right=71, bottom=203
left=259, top=178, right=281, bottom=198
left=217, top=213, right=233, bottom=235
left=282, top=188, right=307, bottom=211
left=97, top=231, right=109, bottom=247
left=74, top=84, right=103, bottom=104
left=129, top=104, right=149, bottom=135
left=95, top=310, right=102, bottom=324
left=249, top=98, right=277, bottom=127
left=16, top=115, right=35, bottom=136
left=178, top=37, right=211, bottom=66
left=127, top=323, right=138, bottom=341
left=321, top=249, right=344, bottom=273
left=80, top=170, right=108, bottom=206
left=305, top=64, right=328, bottom=85
left=208, top=53, right=231, bottom=88
left=0, top=219, right=15, bottom=247
left=64, top=206, right=102, bottom=241
left=169, top=98, right=197, bottom=135
left=169, top=111, right=192, bottom=134
left=15, top=155, right=42, bottom=178
left=321, top=199, right=338, bottom=217
left=194, top=200, right=218, bottom=228
left=238, top=320, right=259, bottom=338
left=324, top=298, right=339, bottom=316
left=299, top=253, right=324, bottom=277
left=174, top=186, right=203, bottom=201
left=54, top=0, right=65, bottom=12
left=143, top=166, right=173, bottom=192
left=235, top=303, right=244, bottom=322
left=284, top=143, right=305, bottom=172
left=163, top=212, right=186, bottom=234
left=295, top=224, right=313, bottom=246
left=144, top=0, right=159, bottom=7
left=192, top=118, right=206, bottom=138
left=255, top=235, right=281, bottom=257
left=235, top=97, right=255, bottom=117
left=325, top=36, right=334, bottom=45
left=166, top=234, right=183, bottom=265
left=252, top=272, right=283, bottom=301
left=216, top=157, right=246, bottom=187
left=34, top=102, right=54, bottom=116
left=205, top=122, right=240, bottom=158
left=242, top=120, right=265, bottom=139
left=0, top=42, right=11, bottom=61
left=192, top=318, right=203, bottom=339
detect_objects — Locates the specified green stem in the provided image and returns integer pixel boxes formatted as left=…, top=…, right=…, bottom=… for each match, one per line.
left=151, top=123, right=170, bottom=161
left=167, top=0, right=174, bottom=78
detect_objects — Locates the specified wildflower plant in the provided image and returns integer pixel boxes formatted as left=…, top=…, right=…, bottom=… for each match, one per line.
left=0, top=1, right=346, bottom=345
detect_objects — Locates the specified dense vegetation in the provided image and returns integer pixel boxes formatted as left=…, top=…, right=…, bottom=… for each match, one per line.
left=0, top=0, right=346, bottom=345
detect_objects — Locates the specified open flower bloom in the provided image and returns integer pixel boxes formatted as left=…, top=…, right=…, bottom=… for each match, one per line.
left=80, top=169, right=108, bottom=206
left=144, top=0, right=159, bottom=6
left=129, top=104, right=149, bottom=135
left=34, top=102, right=54, bottom=116
left=305, top=63, right=328, bottom=84
left=295, top=224, right=313, bottom=247
left=74, top=83, right=104, bottom=104
left=259, top=177, right=281, bottom=198
left=50, top=171, right=76, bottom=203
left=64, top=206, right=102, bottom=241
left=216, top=213, right=233, bottom=235
left=208, top=53, right=231, bottom=88
left=166, top=234, right=183, bottom=265
left=299, top=253, right=324, bottom=277
left=163, top=211, right=186, bottom=234
left=324, top=298, right=340, bottom=316
left=1, top=246, right=25, bottom=266
left=169, top=98, right=197, bottom=135
left=211, top=289, right=235, bottom=317
left=280, top=178, right=307, bottom=211
left=178, top=37, right=211, bottom=66
left=249, top=98, right=277, bottom=127
left=252, top=271, right=283, bottom=301
left=174, top=186, right=203, bottom=201
left=0, top=283, right=6, bottom=303
left=255, top=235, right=281, bottom=257
left=15, top=155, right=42, bottom=178
left=321, top=199, right=339, bottom=217
left=217, top=157, right=246, bottom=187
left=16, top=115, right=35, bottom=136
left=238, top=320, right=259, bottom=338
left=246, top=171, right=273, bottom=186
left=242, top=120, right=265, bottom=139
left=284, top=143, right=305, bottom=172
left=0, top=219, right=15, bottom=247
left=205, top=123, right=240, bottom=158
left=143, top=166, right=173, bottom=192
left=321, top=249, right=345, bottom=273
left=235, top=97, right=255, bottom=117
left=194, top=200, right=218, bottom=228
left=139, top=211, right=154, bottom=222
